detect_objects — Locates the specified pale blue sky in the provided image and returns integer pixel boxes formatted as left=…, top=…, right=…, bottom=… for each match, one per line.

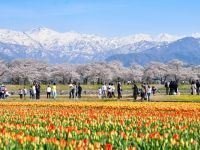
left=0, top=0, right=200, bottom=36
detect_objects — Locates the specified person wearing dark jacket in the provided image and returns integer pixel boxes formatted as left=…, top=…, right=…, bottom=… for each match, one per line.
left=36, top=83, right=41, bottom=100
left=196, top=80, right=200, bottom=95
left=117, top=82, right=122, bottom=99
left=169, top=81, right=173, bottom=95
left=174, top=81, right=178, bottom=94
left=140, top=85, right=145, bottom=101
left=132, top=83, right=138, bottom=100
left=77, top=83, right=82, bottom=98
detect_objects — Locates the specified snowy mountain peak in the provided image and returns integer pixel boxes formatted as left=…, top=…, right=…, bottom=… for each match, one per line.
left=0, top=28, right=39, bottom=46
left=155, top=33, right=179, bottom=42
left=27, top=27, right=58, bottom=34
left=192, top=33, right=200, bottom=38
left=132, top=34, right=153, bottom=41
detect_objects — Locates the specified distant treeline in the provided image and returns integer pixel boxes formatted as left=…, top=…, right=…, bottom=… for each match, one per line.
left=0, top=59, right=199, bottom=85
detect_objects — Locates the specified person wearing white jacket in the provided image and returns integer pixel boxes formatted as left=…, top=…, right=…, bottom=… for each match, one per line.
left=46, top=85, right=51, bottom=99
left=32, top=85, right=36, bottom=100
left=147, top=85, right=152, bottom=101
left=102, top=84, right=107, bottom=98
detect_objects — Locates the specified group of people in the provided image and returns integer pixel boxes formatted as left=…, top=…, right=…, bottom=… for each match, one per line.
left=18, top=82, right=41, bottom=100
left=0, top=84, right=10, bottom=99
left=29, top=82, right=41, bottom=100
left=45, top=82, right=83, bottom=99
left=98, top=83, right=116, bottom=99
left=165, top=81, right=179, bottom=95
left=3, top=80, right=200, bottom=101
left=18, top=82, right=56, bottom=100
left=132, top=83, right=157, bottom=101
left=18, top=88, right=27, bottom=99
left=69, top=82, right=82, bottom=99
left=18, top=82, right=83, bottom=100
left=165, top=80, right=200, bottom=95
left=191, top=80, right=200, bottom=95
left=45, top=83, right=57, bottom=99
left=98, top=82, right=122, bottom=99
left=98, top=82, right=156, bottom=101
left=41, top=83, right=57, bottom=99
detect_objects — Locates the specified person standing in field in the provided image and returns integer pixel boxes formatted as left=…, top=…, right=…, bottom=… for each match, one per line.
left=174, top=81, right=178, bottom=94
left=196, top=80, right=200, bottom=95
left=111, top=83, right=115, bottom=98
left=143, top=83, right=148, bottom=100
left=46, top=85, right=51, bottom=99
left=23, top=87, right=27, bottom=100
left=74, top=82, right=78, bottom=99
left=132, top=83, right=138, bottom=100
left=107, top=83, right=112, bottom=98
left=52, top=83, right=57, bottom=99
left=140, top=85, right=145, bottom=101
left=169, top=81, right=173, bottom=95
left=29, top=86, right=33, bottom=99
left=147, top=85, right=152, bottom=101
left=36, top=83, right=41, bottom=100
left=152, top=86, right=157, bottom=95
left=0, top=84, right=2, bottom=99
left=117, top=82, right=122, bottom=99
left=165, top=81, right=170, bottom=95
left=32, top=84, right=36, bottom=100
left=77, top=83, right=82, bottom=98
left=102, top=83, right=107, bottom=98
left=191, top=80, right=196, bottom=95
left=4, top=86, right=8, bottom=99
left=0, top=84, right=6, bottom=99
left=98, top=87, right=102, bottom=99
left=69, top=83, right=74, bottom=98
left=18, top=89, right=23, bottom=99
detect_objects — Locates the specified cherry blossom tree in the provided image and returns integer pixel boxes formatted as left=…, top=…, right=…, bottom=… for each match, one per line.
left=8, top=59, right=48, bottom=84
left=0, top=58, right=198, bottom=85
left=143, top=62, right=168, bottom=83
left=0, top=60, right=8, bottom=82
left=129, top=64, right=144, bottom=82
left=51, top=64, right=80, bottom=84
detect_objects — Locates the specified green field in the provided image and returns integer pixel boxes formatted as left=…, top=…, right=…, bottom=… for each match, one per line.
left=3, top=93, right=200, bottom=103
left=3, top=84, right=199, bottom=102
left=5, top=84, right=191, bottom=91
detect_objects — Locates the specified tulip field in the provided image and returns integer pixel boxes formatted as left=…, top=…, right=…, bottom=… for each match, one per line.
left=0, top=102, right=199, bottom=149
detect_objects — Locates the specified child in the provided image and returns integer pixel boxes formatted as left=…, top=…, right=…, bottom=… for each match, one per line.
left=152, top=86, right=157, bottom=95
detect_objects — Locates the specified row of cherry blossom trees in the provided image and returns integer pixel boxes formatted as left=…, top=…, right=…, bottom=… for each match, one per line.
left=0, top=59, right=199, bottom=84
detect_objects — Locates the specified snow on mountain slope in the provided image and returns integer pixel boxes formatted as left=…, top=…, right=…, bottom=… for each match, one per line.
left=107, top=37, right=200, bottom=66
left=191, top=33, right=200, bottom=38
left=155, top=33, right=180, bottom=42
left=0, top=27, right=184, bottom=64
left=0, top=29, right=40, bottom=47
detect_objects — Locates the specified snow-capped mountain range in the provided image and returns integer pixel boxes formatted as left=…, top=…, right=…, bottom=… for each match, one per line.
left=0, top=27, right=199, bottom=64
